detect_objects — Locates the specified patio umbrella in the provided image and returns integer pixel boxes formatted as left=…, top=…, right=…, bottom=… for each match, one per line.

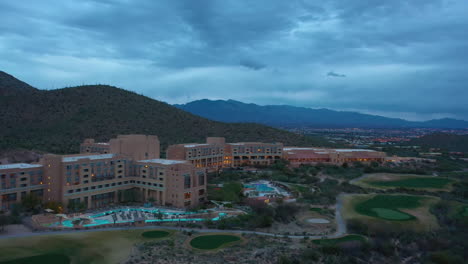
left=55, top=214, right=68, bottom=219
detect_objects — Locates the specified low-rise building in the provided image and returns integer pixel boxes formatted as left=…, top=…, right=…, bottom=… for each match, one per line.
left=284, top=147, right=386, bottom=167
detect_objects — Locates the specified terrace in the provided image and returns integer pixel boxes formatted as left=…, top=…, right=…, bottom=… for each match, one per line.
left=34, top=206, right=239, bottom=229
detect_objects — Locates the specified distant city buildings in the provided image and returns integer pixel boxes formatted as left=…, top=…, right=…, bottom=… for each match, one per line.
left=1, top=134, right=390, bottom=211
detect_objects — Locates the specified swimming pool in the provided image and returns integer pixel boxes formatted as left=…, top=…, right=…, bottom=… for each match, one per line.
left=49, top=209, right=227, bottom=228
left=244, top=183, right=275, bottom=192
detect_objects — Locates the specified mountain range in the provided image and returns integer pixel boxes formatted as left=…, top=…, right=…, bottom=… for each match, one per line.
left=0, top=71, right=321, bottom=154
left=176, top=99, right=468, bottom=129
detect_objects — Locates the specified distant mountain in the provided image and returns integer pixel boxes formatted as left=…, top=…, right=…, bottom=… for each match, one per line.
left=0, top=73, right=322, bottom=154
left=409, top=133, right=468, bottom=152
left=176, top=99, right=468, bottom=129
left=0, top=71, right=37, bottom=96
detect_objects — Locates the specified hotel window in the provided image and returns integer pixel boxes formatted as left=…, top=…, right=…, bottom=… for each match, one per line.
left=184, top=192, right=191, bottom=199
left=183, top=174, right=191, bottom=189
left=198, top=174, right=205, bottom=185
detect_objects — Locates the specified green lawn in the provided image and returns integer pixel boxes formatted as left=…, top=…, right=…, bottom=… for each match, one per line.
left=312, top=235, right=366, bottom=246
left=0, top=229, right=165, bottom=264
left=189, top=234, right=241, bottom=250
left=309, top=207, right=324, bottom=213
left=0, top=254, right=70, bottom=264
left=141, top=230, right=171, bottom=239
left=354, top=195, right=423, bottom=221
left=369, top=177, right=453, bottom=189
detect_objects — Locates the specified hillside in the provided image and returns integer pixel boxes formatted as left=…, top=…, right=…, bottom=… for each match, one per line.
left=409, top=133, right=468, bottom=152
left=176, top=99, right=468, bottom=129
left=0, top=71, right=38, bottom=96
left=0, top=76, right=322, bottom=154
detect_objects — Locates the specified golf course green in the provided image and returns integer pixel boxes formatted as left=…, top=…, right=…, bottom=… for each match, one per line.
left=190, top=234, right=241, bottom=250
left=369, top=177, right=453, bottom=189
left=0, top=254, right=70, bottom=264
left=354, top=195, right=423, bottom=221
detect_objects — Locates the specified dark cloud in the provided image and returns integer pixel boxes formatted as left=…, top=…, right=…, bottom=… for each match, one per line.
left=327, top=71, right=346, bottom=77
left=0, top=0, right=467, bottom=120
left=240, top=59, right=266, bottom=70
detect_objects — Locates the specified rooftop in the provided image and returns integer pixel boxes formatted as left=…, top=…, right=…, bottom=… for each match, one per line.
left=333, top=149, right=376, bottom=152
left=184, top=144, right=209, bottom=148
left=229, top=142, right=280, bottom=146
left=138, top=159, right=188, bottom=165
left=0, top=163, right=43, bottom=170
left=62, top=154, right=116, bottom=162
left=283, top=147, right=324, bottom=151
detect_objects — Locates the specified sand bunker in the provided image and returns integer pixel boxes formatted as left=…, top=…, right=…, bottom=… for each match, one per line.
left=306, top=218, right=330, bottom=224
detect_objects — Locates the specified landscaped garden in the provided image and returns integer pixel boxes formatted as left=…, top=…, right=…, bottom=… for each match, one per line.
left=189, top=234, right=242, bottom=250
left=354, top=194, right=423, bottom=221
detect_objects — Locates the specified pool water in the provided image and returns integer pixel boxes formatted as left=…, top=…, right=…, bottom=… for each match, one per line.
left=50, top=209, right=227, bottom=228
left=245, top=183, right=275, bottom=192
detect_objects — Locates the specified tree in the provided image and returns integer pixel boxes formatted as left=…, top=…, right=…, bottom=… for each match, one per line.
left=0, top=214, right=9, bottom=232
left=21, top=193, right=41, bottom=212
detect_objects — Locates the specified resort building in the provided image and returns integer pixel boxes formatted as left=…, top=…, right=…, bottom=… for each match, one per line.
left=0, top=163, right=44, bottom=211
left=166, top=137, right=226, bottom=170
left=80, top=134, right=160, bottom=161
left=284, top=147, right=386, bottom=167
left=167, top=138, right=283, bottom=169
left=1, top=135, right=205, bottom=211
left=226, top=142, right=283, bottom=167
left=1, top=134, right=388, bottom=211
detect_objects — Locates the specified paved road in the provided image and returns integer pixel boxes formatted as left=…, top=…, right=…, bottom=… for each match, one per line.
left=0, top=195, right=350, bottom=241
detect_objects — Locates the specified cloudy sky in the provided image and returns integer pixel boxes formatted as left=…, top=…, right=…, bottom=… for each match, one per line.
left=1, top=0, right=467, bottom=121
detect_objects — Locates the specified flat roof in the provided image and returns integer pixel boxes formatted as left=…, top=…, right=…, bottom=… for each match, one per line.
left=0, top=163, right=43, bottom=170
left=138, top=159, right=187, bottom=165
left=184, top=144, right=209, bottom=148
left=62, top=154, right=116, bottom=162
left=229, top=142, right=281, bottom=146
left=333, top=149, right=376, bottom=152
left=283, top=147, right=324, bottom=151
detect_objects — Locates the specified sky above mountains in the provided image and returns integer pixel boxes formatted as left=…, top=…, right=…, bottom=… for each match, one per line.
left=1, top=0, right=467, bottom=121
